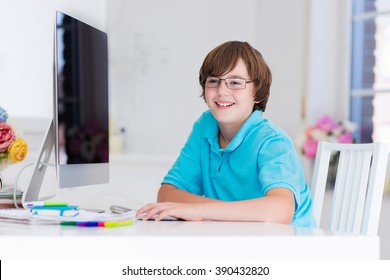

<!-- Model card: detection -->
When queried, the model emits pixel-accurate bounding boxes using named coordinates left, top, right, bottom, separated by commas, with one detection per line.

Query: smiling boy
left=137, top=41, right=316, bottom=227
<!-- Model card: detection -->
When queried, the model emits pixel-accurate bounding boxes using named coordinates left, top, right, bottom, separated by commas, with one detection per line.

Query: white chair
left=310, top=141, right=389, bottom=235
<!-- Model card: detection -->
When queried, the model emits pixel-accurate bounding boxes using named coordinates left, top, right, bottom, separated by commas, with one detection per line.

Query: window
left=351, top=0, right=390, bottom=143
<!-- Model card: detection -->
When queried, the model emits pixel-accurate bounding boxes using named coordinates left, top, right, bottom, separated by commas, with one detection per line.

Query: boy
left=137, top=41, right=316, bottom=227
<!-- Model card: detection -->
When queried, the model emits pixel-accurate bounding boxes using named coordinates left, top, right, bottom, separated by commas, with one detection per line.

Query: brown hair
left=199, top=41, right=272, bottom=111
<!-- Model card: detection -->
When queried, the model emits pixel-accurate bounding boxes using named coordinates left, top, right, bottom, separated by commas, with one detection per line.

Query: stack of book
left=0, top=188, right=23, bottom=208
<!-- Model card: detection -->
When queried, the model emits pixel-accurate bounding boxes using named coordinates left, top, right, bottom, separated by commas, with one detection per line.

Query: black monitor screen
left=56, top=11, right=109, bottom=165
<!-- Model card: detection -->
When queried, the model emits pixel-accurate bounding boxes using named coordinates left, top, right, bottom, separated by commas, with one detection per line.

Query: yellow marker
left=103, top=220, right=134, bottom=227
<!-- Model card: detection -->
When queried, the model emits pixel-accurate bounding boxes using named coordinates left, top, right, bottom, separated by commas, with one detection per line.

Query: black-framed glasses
left=204, top=77, right=254, bottom=90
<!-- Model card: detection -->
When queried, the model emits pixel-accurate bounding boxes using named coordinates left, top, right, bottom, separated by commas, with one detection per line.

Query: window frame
left=350, top=0, right=390, bottom=143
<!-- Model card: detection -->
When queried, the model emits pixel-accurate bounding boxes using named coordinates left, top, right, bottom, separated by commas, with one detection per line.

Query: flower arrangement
left=0, top=106, right=28, bottom=171
left=299, top=115, right=356, bottom=160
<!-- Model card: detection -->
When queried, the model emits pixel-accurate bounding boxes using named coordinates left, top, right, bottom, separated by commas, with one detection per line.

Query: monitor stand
left=22, top=119, right=56, bottom=205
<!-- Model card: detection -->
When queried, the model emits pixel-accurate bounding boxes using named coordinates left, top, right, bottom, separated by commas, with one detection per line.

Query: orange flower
left=7, top=138, right=28, bottom=163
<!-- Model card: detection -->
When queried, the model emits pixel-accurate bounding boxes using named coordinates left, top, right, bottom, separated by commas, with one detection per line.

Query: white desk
left=0, top=220, right=379, bottom=260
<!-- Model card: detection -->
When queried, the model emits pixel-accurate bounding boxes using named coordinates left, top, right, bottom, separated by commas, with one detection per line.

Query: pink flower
left=300, top=115, right=356, bottom=160
left=0, top=122, right=16, bottom=152
left=303, top=138, right=318, bottom=160
left=316, top=115, right=338, bottom=132
left=338, top=132, right=353, bottom=144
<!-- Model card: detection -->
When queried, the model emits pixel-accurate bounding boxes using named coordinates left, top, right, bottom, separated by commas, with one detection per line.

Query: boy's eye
left=206, top=78, right=220, bottom=86
left=228, top=79, right=244, bottom=86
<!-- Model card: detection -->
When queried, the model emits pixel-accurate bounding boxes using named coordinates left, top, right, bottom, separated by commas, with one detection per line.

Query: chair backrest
left=311, top=141, right=389, bottom=235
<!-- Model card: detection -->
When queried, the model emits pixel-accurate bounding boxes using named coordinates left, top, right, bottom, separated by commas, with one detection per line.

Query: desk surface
left=0, top=220, right=379, bottom=260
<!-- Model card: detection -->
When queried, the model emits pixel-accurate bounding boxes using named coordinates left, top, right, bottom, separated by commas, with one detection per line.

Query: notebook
left=0, top=208, right=136, bottom=225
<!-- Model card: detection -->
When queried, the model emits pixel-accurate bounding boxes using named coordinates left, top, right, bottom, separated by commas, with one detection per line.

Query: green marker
left=25, top=201, right=68, bottom=208
left=60, top=221, right=77, bottom=226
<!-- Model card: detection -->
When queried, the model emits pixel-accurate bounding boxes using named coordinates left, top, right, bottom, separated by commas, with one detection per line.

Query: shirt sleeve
left=161, top=117, right=204, bottom=195
left=257, top=133, right=305, bottom=206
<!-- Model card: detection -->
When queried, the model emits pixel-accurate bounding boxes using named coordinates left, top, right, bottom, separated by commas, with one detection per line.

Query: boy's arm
left=201, top=188, right=295, bottom=224
left=157, top=184, right=217, bottom=203
left=142, top=186, right=295, bottom=224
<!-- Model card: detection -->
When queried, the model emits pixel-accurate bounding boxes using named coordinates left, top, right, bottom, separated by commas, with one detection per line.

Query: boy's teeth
left=217, top=102, right=233, bottom=107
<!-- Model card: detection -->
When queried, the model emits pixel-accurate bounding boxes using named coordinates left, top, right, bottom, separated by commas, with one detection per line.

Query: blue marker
left=76, top=221, right=100, bottom=227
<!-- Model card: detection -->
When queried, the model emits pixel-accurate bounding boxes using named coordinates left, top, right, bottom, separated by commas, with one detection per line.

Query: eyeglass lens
left=205, top=77, right=248, bottom=90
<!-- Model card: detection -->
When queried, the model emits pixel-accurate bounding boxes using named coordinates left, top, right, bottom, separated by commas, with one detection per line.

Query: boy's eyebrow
left=221, top=74, right=247, bottom=79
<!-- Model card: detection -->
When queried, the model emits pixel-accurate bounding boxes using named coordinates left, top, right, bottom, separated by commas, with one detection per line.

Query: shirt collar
left=204, top=110, right=264, bottom=152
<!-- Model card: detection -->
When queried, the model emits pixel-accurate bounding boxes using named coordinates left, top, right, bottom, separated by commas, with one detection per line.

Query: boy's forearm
left=157, top=184, right=217, bottom=203
left=157, top=185, right=294, bottom=224
left=200, top=195, right=294, bottom=224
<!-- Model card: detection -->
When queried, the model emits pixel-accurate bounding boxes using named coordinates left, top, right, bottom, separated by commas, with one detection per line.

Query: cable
left=12, top=162, right=56, bottom=208
left=12, top=163, right=35, bottom=208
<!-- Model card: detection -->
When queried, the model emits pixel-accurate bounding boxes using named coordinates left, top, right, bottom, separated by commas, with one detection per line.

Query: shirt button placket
left=218, top=152, right=225, bottom=173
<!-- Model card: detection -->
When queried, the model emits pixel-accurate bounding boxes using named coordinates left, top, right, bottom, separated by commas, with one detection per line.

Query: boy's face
left=205, top=58, right=256, bottom=131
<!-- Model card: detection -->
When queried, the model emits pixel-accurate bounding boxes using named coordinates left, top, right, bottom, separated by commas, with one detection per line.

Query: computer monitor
left=22, top=11, right=109, bottom=204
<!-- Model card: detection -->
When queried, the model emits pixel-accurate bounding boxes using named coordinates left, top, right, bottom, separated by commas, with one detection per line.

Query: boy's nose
left=216, top=80, right=230, bottom=94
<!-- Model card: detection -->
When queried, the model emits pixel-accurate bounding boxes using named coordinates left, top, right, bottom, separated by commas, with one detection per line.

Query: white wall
left=107, top=0, right=260, bottom=155
left=253, top=0, right=309, bottom=139
left=2, top=0, right=314, bottom=157
left=106, top=0, right=312, bottom=156
left=0, top=0, right=107, bottom=119
left=1, top=0, right=349, bottom=157
left=306, top=0, right=352, bottom=123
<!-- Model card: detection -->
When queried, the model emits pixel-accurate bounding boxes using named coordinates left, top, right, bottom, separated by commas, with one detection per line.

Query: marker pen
left=25, top=201, right=68, bottom=208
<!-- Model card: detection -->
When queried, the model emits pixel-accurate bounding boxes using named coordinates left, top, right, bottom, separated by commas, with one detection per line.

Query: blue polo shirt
left=163, top=110, right=316, bottom=227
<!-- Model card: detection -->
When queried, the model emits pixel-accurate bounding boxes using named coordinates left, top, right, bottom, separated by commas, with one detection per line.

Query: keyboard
left=0, top=208, right=30, bottom=220
left=0, top=208, right=63, bottom=225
